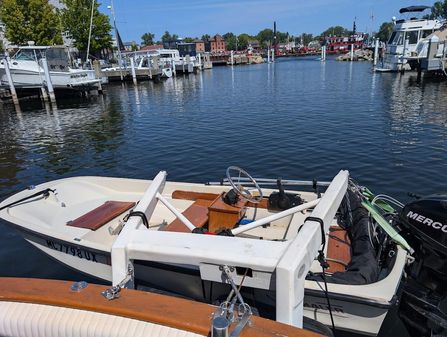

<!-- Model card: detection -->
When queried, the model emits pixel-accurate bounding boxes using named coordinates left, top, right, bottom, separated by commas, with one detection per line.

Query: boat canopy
left=399, top=6, right=431, bottom=14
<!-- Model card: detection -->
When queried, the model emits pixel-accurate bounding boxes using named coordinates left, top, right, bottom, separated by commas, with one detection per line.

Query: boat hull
left=0, top=65, right=100, bottom=89
left=15, top=224, right=393, bottom=337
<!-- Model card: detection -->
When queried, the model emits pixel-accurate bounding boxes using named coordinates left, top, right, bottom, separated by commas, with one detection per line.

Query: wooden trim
left=172, top=190, right=269, bottom=209
left=0, top=278, right=320, bottom=337
left=67, top=201, right=135, bottom=230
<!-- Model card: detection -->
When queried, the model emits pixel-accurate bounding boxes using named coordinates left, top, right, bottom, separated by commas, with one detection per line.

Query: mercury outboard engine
left=397, top=195, right=447, bottom=336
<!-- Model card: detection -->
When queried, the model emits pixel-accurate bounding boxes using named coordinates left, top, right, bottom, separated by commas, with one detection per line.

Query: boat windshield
left=13, top=49, right=45, bottom=61
left=390, top=31, right=405, bottom=45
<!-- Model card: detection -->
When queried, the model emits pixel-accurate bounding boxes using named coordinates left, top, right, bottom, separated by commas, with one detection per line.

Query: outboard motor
left=397, top=195, right=447, bottom=336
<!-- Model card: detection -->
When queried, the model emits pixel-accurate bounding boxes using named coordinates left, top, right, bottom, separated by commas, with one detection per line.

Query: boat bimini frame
left=110, top=170, right=349, bottom=328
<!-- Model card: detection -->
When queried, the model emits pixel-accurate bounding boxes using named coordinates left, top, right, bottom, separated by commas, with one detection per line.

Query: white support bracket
left=275, top=170, right=349, bottom=328
left=111, top=171, right=167, bottom=286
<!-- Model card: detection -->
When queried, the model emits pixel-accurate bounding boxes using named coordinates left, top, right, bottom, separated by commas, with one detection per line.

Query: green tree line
left=0, top=0, right=112, bottom=57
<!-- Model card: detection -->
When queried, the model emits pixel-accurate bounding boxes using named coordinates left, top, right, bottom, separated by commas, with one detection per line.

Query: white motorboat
left=0, top=277, right=324, bottom=337
left=136, top=54, right=173, bottom=78
left=0, top=167, right=411, bottom=336
left=376, top=6, right=443, bottom=72
left=0, top=46, right=100, bottom=89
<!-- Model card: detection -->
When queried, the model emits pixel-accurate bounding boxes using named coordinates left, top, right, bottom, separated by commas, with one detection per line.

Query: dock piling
left=373, top=38, right=379, bottom=67
left=41, top=58, right=56, bottom=104
left=350, top=44, right=354, bottom=61
left=230, top=50, right=234, bottom=66
left=130, top=57, right=137, bottom=85
left=3, top=57, right=20, bottom=106
left=267, top=47, right=270, bottom=63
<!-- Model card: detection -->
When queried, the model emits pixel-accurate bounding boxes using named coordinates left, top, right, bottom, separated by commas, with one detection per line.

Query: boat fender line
left=124, top=211, right=149, bottom=229
left=304, top=216, right=336, bottom=335
left=0, top=188, right=55, bottom=212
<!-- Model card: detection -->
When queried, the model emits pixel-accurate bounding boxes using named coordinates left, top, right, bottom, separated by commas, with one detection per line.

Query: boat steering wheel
left=225, top=166, right=263, bottom=204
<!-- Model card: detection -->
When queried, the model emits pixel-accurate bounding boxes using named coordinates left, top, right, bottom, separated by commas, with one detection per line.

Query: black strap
left=126, top=211, right=149, bottom=229
left=305, top=215, right=335, bottom=334
left=0, top=188, right=55, bottom=212
left=305, top=216, right=326, bottom=248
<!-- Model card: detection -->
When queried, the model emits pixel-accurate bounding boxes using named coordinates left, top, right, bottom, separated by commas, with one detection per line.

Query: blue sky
left=99, top=0, right=437, bottom=43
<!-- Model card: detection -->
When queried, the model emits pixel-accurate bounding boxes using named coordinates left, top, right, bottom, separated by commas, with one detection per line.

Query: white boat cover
left=0, top=301, right=204, bottom=337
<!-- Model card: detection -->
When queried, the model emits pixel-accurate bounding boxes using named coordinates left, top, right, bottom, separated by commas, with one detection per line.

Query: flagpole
left=108, top=0, right=123, bottom=80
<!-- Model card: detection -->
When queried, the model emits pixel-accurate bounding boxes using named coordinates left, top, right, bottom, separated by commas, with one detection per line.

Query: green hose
left=361, top=199, right=414, bottom=254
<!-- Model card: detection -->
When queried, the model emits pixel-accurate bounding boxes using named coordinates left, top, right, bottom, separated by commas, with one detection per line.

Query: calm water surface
left=0, top=56, right=446, bottom=319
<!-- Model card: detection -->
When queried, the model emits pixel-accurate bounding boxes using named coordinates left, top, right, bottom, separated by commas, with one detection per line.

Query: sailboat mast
left=86, top=0, right=95, bottom=63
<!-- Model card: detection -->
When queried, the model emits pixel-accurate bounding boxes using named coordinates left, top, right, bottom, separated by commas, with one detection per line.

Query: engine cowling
left=399, top=195, right=447, bottom=259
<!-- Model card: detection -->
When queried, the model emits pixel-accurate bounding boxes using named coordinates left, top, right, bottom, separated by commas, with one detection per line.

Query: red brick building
left=195, top=40, right=205, bottom=53
left=210, top=34, right=226, bottom=53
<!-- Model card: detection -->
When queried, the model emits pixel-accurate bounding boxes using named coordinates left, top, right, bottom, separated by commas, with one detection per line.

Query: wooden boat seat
left=172, top=190, right=269, bottom=209
left=326, top=226, right=352, bottom=273
left=67, top=201, right=135, bottom=231
left=162, top=199, right=214, bottom=233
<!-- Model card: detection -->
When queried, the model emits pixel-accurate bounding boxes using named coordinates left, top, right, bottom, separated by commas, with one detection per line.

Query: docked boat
left=376, top=6, right=443, bottom=72
left=137, top=53, right=173, bottom=78
left=0, top=277, right=324, bottom=337
left=0, top=46, right=100, bottom=89
left=0, top=167, right=411, bottom=336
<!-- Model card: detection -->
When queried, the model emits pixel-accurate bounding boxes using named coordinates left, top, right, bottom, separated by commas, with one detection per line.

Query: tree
left=0, top=0, right=63, bottom=45
left=141, top=32, right=154, bottom=46
left=237, top=33, right=252, bottom=50
left=60, top=0, right=112, bottom=56
left=257, top=28, right=274, bottom=47
left=430, top=1, right=447, bottom=19
left=298, top=33, right=313, bottom=46
left=201, top=34, right=210, bottom=41
left=161, top=31, right=171, bottom=42
left=223, top=32, right=236, bottom=50
left=319, top=26, right=349, bottom=38
left=376, top=22, right=394, bottom=42
left=183, top=37, right=195, bottom=43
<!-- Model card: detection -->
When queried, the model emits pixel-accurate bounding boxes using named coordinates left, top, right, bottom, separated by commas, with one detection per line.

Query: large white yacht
left=377, top=6, right=444, bottom=72
left=0, top=45, right=100, bottom=89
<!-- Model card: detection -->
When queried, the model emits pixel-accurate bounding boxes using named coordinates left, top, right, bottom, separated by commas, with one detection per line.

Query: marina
left=0, top=56, right=446, bottom=336
left=0, top=1, right=447, bottom=336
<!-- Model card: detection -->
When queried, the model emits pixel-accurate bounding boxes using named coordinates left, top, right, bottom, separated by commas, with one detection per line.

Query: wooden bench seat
left=326, top=226, right=352, bottom=273
left=67, top=201, right=135, bottom=231
left=162, top=199, right=214, bottom=233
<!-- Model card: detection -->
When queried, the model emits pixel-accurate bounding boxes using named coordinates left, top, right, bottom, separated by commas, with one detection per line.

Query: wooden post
left=40, top=87, right=49, bottom=102
left=172, top=58, right=176, bottom=76
left=271, top=48, right=275, bottom=62
left=350, top=43, right=354, bottom=61
left=373, top=38, right=379, bottom=66
left=41, top=58, right=56, bottom=104
left=3, top=57, right=19, bottom=106
left=130, top=56, right=137, bottom=85
left=92, top=60, right=103, bottom=94
left=230, top=50, right=234, bottom=66
left=267, top=47, right=270, bottom=63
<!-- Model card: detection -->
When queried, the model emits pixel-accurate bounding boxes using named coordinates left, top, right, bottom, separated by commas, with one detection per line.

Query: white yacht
left=0, top=46, right=100, bottom=89
left=376, top=6, right=443, bottom=72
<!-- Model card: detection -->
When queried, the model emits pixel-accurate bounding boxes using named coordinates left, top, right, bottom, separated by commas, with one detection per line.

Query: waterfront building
left=324, top=33, right=366, bottom=54
left=140, top=44, right=163, bottom=51
left=177, top=42, right=196, bottom=57
left=195, top=40, right=205, bottom=53
left=210, top=34, right=226, bottom=53
left=123, top=41, right=139, bottom=51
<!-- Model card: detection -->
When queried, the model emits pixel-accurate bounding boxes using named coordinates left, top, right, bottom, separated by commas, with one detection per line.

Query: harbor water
left=0, top=56, right=446, bottom=334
